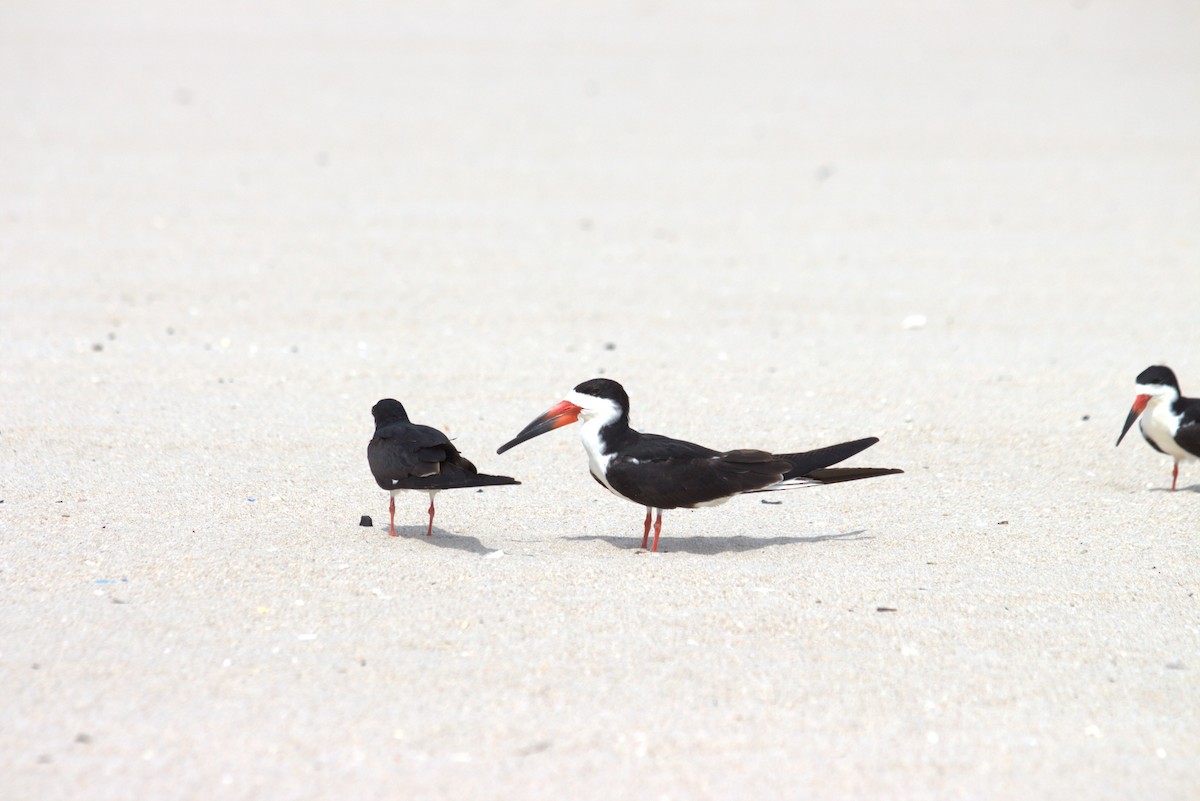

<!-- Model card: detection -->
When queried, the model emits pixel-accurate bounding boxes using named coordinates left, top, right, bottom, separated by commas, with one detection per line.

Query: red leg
left=426, top=497, right=435, bottom=537
left=641, top=509, right=652, bottom=549
left=650, top=510, right=663, bottom=553
left=1172, top=462, right=1179, bottom=492
left=388, top=496, right=397, bottom=537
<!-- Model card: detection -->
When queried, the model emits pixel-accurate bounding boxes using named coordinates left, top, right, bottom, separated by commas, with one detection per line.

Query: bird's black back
left=603, top=429, right=900, bottom=509
left=603, top=430, right=793, bottom=509
left=368, top=399, right=518, bottom=491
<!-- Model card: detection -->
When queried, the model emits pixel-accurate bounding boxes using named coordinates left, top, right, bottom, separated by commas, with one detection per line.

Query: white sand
left=3, top=1, right=1198, bottom=798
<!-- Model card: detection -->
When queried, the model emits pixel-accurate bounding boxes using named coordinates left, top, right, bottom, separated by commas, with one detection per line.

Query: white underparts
left=580, top=423, right=619, bottom=497
left=1140, top=395, right=1195, bottom=462
left=760, top=477, right=824, bottom=491
left=389, top=488, right=442, bottom=501
left=568, top=391, right=628, bottom=499
left=692, top=496, right=733, bottom=508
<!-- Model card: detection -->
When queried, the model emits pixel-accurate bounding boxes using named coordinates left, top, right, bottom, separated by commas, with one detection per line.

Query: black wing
left=1173, top=397, right=1200, bottom=458
left=604, top=433, right=790, bottom=509
left=771, top=437, right=901, bottom=485
left=368, top=421, right=477, bottom=490
left=775, top=437, right=893, bottom=479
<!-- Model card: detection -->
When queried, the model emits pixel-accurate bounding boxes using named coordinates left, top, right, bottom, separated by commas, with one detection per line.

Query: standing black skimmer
left=1116, top=366, right=1200, bottom=492
left=368, top=399, right=519, bottom=537
left=496, top=378, right=901, bottom=552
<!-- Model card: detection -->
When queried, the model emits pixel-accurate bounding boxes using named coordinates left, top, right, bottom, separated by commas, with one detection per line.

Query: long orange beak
left=496, top=400, right=582, bottom=454
left=1115, top=394, right=1150, bottom=447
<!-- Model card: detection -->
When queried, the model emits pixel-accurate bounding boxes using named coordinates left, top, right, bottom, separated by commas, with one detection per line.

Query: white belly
left=1140, top=403, right=1195, bottom=462
left=579, top=420, right=622, bottom=496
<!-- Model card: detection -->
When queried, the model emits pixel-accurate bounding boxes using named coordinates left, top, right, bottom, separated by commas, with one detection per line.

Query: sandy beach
left=3, top=1, right=1198, bottom=798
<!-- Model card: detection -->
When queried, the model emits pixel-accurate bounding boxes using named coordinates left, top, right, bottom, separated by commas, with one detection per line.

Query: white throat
left=1139, top=388, right=1192, bottom=461
left=564, top=390, right=625, bottom=495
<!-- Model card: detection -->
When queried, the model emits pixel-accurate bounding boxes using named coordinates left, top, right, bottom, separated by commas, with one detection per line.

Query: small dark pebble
left=604, top=342, right=616, bottom=351
left=997, top=520, right=1009, bottom=525
left=876, top=607, right=897, bottom=612
left=359, top=515, right=373, bottom=527
left=1081, top=414, right=1090, bottom=421
left=760, top=499, right=782, bottom=505
left=75, top=733, right=93, bottom=744
left=92, top=343, right=103, bottom=352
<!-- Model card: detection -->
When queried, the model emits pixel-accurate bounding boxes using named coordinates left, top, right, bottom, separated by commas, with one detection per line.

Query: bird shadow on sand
left=1149, top=484, right=1200, bottom=494
left=380, top=525, right=499, bottom=555
left=565, top=529, right=871, bottom=555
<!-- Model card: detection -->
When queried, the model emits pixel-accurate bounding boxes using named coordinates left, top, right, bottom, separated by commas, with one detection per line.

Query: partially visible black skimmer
left=1116, top=365, right=1200, bottom=492
left=368, top=399, right=519, bottom=537
left=496, top=378, right=901, bottom=552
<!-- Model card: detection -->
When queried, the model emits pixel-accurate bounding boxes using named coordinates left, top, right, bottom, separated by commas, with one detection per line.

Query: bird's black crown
left=371, top=398, right=410, bottom=425
left=1136, top=365, right=1179, bottom=390
left=573, top=378, right=630, bottom=410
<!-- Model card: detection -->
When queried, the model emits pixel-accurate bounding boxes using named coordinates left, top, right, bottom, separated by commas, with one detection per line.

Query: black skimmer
left=1115, top=365, right=1200, bottom=491
left=368, top=399, right=519, bottom=537
left=496, top=378, right=901, bottom=552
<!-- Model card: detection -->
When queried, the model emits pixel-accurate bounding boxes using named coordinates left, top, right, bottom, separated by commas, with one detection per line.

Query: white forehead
left=564, top=389, right=622, bottom=421
left=1136, top=381, right=1176, bottom=397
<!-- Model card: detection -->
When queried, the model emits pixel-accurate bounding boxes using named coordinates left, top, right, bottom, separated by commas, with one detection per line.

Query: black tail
left=775, top=437, right=902, bottom=482
left=803, top=466, right=904, bottom=484
left=444, top=455, right=520, bottom=488
left=410, top=467, right=520, bottom=491
left=451, top=472, right=521, bottom=489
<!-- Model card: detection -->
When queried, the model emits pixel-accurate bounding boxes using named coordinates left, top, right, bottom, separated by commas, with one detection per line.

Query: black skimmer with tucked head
left=368, top=399, right=519, bottom=537
left=1116, top=366, right=1200, bottom=491
left=496, top=378, right=902, bottom=552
